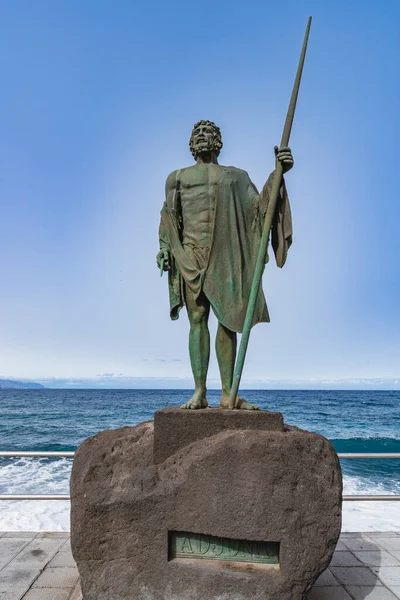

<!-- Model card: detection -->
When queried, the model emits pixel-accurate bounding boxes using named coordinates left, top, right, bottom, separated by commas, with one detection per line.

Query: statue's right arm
left=157, top=171, right=178, bottom=271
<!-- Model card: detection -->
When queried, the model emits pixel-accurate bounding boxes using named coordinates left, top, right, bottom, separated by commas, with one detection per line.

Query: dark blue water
left=0, top=389, right=399, bottom=495
left=0, top=389, right=399, bottom=530
left=1, top=388, right=399, bottom=447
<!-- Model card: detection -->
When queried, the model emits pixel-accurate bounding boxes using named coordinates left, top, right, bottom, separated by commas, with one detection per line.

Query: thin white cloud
left=35, top=375, right=400, bottom=390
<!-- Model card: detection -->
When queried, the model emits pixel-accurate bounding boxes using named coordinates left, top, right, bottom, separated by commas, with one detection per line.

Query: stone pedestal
left=71, top=408, right=342, bottom=600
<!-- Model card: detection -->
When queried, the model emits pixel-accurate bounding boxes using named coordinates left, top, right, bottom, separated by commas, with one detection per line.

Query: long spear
left=229, top=17, right=312, bottom=408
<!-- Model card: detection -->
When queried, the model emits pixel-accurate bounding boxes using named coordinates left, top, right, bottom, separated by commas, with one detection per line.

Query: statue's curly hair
left=189, top=120, right=223, bottom=159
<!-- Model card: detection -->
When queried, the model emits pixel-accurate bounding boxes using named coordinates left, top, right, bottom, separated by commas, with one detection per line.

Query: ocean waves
left=0, top=457, right=71, bottom=531
left=1, top=452, right=400, bottom=532
left=0, top=389, right=399, bottom=531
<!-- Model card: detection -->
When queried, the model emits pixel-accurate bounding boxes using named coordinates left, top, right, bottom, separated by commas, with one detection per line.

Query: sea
left=0, top=389, right=399, bottom=532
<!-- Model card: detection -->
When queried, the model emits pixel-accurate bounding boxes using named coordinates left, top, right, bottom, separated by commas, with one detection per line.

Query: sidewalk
left=0, top=532, right=81, bottom=600
left=1, top=531, right=400, bottom=599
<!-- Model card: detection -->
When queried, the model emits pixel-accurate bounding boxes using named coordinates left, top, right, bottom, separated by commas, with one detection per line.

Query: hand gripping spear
left=229, top=17, right=312, bottom=409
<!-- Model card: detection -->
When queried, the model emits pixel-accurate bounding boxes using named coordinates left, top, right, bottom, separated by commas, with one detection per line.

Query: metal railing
left=0, top=452, right=400, bottom=501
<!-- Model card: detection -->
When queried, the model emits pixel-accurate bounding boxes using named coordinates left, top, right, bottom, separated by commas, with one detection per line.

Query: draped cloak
left=159, top=166, right=292, bottom=333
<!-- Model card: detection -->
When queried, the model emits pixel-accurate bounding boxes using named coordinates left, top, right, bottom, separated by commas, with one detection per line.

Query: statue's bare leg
left=181, top=289, right=210, bottom=409
left=216, top=322, right=259, bottom=410
left=216, top=322, right=236, bottom=407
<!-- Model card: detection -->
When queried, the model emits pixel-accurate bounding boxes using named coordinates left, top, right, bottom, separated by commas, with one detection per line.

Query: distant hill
left=0, top=379, right=45, bottom=389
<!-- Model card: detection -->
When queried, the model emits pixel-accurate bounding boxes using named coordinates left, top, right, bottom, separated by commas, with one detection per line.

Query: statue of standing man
left=157, top=121, right=294, bottom=409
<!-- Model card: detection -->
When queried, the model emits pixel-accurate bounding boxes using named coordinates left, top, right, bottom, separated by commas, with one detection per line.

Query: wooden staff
left=229, top=17, right=312, bottom=408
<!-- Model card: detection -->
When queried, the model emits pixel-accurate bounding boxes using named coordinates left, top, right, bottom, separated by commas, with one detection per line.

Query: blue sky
left=0, top=1, right=399, bottom=389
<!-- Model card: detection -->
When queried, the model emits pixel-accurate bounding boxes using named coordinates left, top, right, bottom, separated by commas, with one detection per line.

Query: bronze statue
left=157, top=121, right=293, bottom=409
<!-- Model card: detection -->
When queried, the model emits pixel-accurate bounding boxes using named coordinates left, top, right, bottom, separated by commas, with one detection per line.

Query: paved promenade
left=0, top=533, right=81, bottom=600
left=1, top=531, right=400, bottom=599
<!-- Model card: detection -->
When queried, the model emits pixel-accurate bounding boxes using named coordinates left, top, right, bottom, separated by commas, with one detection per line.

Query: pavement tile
left=367, top=533, right=400, bottom=539
left=0, top=537, right=66, bottom=590
left=59, top=540, right=72, bottom=552
left=387, top=588, right=400, bottom=599
left=341, top=538, right=381, bottom=552
left=35, top=533, right=69, bottom=539
left=48, top=550, right=76, bottom=568
left=32, top=566, right=79, bottom=588
left=0, top=587, right=26, bottom=600
left=0, top=538, right=31, bottom=570
left=336, top=541, right=349, bottom=551
left=2, top=534, right=36, bottom=539
left=354, top=551, right=400, bottom=567
left=371, top=567, right=400, bottom=589
left=345, top=586, right=398, bottom=599
left=0, top=564, right=41, bottom=592
left=330, top=566, right=381, bottom=586
left=23, top=590, right=72, bottom=600
left=69, top=583, right=83, bottom=600
left=375, top=539, right=400, bottom=553
left=391, top=553, right=400, bottom=561
left=9, top=537, right=66, bottom=567
left=307, top=587, right=352, bottom=599
left=314, top=569, right=340, bottom=586
left=330, top=552, right=364, bottom=567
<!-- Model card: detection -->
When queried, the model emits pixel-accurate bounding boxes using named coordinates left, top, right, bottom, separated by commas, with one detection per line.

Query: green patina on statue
left=157, top=121, right=294, bottom=410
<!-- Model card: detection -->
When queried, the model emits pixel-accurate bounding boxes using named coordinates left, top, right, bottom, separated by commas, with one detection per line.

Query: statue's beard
left=191, top=139, right=215, bottom=157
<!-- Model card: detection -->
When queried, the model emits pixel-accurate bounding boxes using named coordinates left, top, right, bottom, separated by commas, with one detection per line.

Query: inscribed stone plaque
left=169, top=532, right=279, bottom=564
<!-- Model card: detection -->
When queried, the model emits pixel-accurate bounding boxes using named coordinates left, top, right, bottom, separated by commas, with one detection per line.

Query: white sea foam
left=0, top=459, right=399, bottom=532
left=341, top=473, right=400, bottom=532
left=0, top=458, right=71, bottom=531
left=0, top=500, right=71, bottom=531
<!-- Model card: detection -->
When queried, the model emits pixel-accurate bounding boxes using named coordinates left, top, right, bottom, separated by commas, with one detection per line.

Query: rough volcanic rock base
left=71, top=409, right=342, bottom=600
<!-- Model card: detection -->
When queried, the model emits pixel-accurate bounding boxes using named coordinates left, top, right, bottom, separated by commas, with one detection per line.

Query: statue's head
left=189, top=120, right=223, bottom=159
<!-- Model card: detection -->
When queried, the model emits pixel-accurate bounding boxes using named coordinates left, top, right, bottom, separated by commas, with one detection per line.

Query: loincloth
left=182, top=243, right=210, bottom=272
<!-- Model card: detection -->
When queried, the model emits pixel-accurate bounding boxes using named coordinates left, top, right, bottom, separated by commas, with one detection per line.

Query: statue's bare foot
left=236, top=396, right=259, bottom=410
left=181, top=389, right=208, bottom=409
left=220, top=393, right=259, bottom=410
